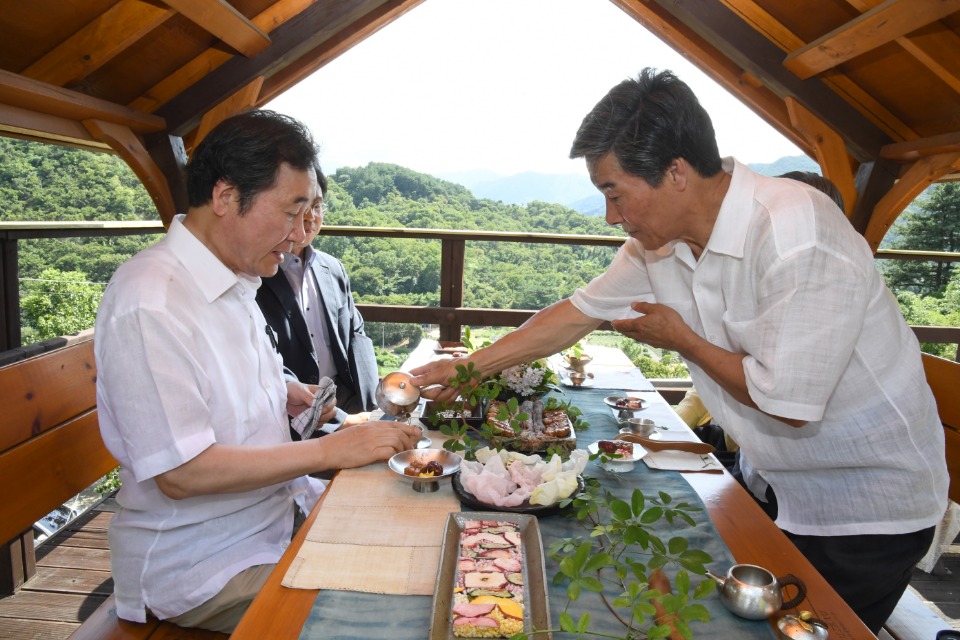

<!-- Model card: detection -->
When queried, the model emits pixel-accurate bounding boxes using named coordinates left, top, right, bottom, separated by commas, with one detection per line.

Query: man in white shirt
left=95, top=110, right=419, bottom=632
left=411, top=68, right=946, bottom=632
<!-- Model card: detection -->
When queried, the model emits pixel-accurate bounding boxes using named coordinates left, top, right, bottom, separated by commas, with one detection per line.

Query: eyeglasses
left=313, top=201, right=328, bottom=217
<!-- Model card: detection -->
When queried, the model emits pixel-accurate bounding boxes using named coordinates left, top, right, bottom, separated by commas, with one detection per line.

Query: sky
left=266, top=0, right=802, bottom=178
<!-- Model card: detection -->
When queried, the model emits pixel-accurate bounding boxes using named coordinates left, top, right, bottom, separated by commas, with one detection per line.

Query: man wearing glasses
left=257, top=167, right=379, bottom=436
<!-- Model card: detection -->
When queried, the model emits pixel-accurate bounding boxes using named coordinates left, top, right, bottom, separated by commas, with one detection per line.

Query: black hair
left=570, top=68, right=722, bottom=186
left=186, top=110, right=319, bottom=214
left=315, top=165, right=328, bottom=197
left=777, top=171, right=845, bottom=210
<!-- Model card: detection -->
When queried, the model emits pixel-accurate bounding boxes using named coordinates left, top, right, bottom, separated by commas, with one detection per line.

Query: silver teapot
left=375, top=371, right=421, bottom=421
left=706, top=563, right=806, bottom=620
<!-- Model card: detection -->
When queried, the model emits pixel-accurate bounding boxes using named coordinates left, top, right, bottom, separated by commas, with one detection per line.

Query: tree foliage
left=882, top=183, right=960, bottom=296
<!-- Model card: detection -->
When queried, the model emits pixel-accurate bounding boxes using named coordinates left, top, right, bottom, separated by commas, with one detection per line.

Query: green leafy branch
left=512, top=481, right=715, bottom=640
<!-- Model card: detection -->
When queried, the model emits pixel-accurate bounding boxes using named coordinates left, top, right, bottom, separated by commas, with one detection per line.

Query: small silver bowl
left=568, top=371, right=587, bottom=387
left=621, top=417, right=657, bottom=437
left=388, top=448, right=461, bottom=493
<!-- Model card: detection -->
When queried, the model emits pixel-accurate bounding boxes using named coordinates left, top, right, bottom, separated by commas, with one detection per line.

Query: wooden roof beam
left=0, top=68, right=165, bottom=134
left=720, top=0, right=916, bottom=143
left=784, top=0, right=960, bottom=80
left=621, top=0, right=893, bottom=161
left=882, top=131, right=960, bottom=161
left=20, top=0, right=174, bottom=87
left=129, top=0, right=312, bottom=114
left=192, top=76, right=264, bottom=151
left=609, top=0, right=811, bottom=156
left=785, top=97, right=858, bottom=217
left=259, top=0, right=427, bottom=105
left=159, top=0, right=271, bottom=58
left=0, top=103, right=110, bottom=152
left=156, top=0, right=419, bottom=137
left=864, top=151, right=960, bottom=250
left=83, top=119, right=175, bottom=225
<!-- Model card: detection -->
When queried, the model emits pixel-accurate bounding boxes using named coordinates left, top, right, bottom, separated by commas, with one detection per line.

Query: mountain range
left=439, top=155, right=819, bottom=216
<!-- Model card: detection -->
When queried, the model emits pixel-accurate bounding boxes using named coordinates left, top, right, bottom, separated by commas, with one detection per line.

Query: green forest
left=2, top=137, right=958, bottom=370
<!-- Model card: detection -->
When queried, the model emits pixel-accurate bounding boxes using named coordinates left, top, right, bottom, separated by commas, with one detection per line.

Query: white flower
left=500, top=362, right=547, bottom=396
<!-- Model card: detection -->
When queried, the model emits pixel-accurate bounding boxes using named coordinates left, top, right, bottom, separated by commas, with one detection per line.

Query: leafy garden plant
left=514, top=481, right=715, bottom=639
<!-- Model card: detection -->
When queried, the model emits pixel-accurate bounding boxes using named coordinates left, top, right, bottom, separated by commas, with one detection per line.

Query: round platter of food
left=603, top=395, right=646, bottom=411
left=451, top=471, right=585, bottom=516
left=388, top=448, right=461, bottom=492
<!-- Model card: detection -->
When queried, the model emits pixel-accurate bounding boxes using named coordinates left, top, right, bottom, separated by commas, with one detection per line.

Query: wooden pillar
left=0, top=532, right=35, bottom=595
left=145, top=132, right=189, bottom=219
left=0, top=235, right=20, bottom=351
left=439, top=238, right=465, bottom=343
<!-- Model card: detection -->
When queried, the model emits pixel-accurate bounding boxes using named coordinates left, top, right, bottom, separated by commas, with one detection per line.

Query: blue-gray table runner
left=298, top=388, right=775, bottom=639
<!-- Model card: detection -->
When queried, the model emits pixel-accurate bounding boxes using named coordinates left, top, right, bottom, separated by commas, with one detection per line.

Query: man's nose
left=289, top=213, right=307, bottom=243
left=605, top=202, right=622, bottom=226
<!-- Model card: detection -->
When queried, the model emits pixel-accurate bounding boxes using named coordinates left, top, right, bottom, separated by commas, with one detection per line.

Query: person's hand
left=339, top=411, right=371, bottom=429
left=317, top=421, right=421, bottom=469
left=409, top=358, right=463, bottom=403
left=286, top=381, right=318, bottom=417
left=611, top=301, right=697, bottom=354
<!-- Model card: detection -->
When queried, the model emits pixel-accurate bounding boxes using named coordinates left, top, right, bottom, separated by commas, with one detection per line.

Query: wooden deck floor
left=0, top=501, right=114, bottom=640
left=2, top=497, right=959, bottom=639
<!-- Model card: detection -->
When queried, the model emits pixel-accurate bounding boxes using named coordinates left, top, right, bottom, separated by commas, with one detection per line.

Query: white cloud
left=266, top=0, right=803, bottom=177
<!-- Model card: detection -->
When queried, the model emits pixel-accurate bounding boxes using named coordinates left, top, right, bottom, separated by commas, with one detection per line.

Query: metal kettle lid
left=777, top=612, right=828, bottom=640
left=379, top=371, right=421, bottom=405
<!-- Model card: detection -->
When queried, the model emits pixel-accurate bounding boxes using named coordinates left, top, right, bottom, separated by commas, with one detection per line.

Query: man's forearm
left=469, top=299, right=602, bottom=378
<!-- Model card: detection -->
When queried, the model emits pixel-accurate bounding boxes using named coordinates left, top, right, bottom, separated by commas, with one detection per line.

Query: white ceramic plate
left=588, top=439, right=647, bottom=462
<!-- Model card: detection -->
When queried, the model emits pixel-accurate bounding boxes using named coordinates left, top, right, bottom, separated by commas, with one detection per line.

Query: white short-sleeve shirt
left=95, top=215, right=323, bottom=621
left=571, top=158, right=947, bottom=536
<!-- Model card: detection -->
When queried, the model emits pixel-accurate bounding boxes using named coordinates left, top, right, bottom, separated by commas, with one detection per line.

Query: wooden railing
left=2, top=221, right=959, bottom=356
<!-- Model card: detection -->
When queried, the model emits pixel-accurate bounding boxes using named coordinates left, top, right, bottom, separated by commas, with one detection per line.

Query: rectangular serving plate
left=428, top=512, right=552, bottom=640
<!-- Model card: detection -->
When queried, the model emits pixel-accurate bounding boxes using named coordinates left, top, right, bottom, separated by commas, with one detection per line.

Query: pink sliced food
left=461, top=532, right=508, bottom=548
left=479, top=549, right=512, bottom=559
left=458, top=558, right=477, bottom=572
left=494, top=558, right=522, bottom=572
left=453, top=616, right=500, bottom=628
left=453, top=602, right=496, bottom=617
left=504, top=531, right=521, bottom=546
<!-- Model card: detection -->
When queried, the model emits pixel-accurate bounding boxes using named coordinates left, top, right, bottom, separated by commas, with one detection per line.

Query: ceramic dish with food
left=388, top=449, right=461, bottom=492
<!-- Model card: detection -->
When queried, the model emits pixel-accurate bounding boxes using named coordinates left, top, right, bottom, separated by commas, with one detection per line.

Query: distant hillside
left=443, top=155, right=820, bottom=215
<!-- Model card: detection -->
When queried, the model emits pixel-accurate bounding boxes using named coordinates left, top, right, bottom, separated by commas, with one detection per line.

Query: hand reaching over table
left=315, top=421, right=422, bottom=469
left=410, top=358, right=467, bottom=403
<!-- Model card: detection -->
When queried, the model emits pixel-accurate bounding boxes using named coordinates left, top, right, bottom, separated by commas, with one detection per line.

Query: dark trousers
left=744, top=478, right=935, bottom=633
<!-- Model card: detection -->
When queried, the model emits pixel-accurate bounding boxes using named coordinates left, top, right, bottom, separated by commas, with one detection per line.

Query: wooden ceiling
left=1, top=0, right=958, bottom=249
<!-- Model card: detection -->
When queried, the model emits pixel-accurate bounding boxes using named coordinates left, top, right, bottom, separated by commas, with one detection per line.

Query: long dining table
left=231, top=344, right=876, bottom=640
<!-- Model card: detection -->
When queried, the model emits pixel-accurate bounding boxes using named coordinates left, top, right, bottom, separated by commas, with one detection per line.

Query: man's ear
left=668, top=159, right=688, bottom=190
left=211, top=180, right=238, bottom=218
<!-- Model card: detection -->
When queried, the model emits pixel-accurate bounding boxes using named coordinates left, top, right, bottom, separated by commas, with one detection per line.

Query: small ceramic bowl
left=567, top=371, right=587, bottom=387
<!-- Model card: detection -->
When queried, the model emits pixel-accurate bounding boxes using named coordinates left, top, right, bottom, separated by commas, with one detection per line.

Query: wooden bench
left=880, top=353, right=960, bottom=640
left=0, top=336, right=226, bottom=639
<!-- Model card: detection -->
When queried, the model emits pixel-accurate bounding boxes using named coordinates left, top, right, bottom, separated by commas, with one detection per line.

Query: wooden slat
left=923, top=353, right=960, bottom=428
left=20, top=0, right=174, bottom=87
left=0, top=618, right=79, bottom=640
left=0, top=339, right=96, bottom=454
left=784, top=0, right=960, bottom=80
left=0, top=412, right=117, bottom=544
left=0, top=103, right=110, bottom=152
left=0, top=590, right=105, bottom=624
left=160, top=0, right=270, bottom=58
left=0, top=69, right=165, bottom=135
left=24, top=567, right=112, bottom=596
left=36, top=547, right=111, bottom=573
left=151, top=622, right=229, bottom=639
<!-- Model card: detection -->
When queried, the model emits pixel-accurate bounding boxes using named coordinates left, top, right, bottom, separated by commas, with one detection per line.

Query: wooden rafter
left=621, top=0, right=893, bottom=162
left=20, top=0, right=174, bottom=87
left=82, top=119, right=175, bottom=226
left=259, top=0, right=428, bottom=104
left=720, top=0, right=916, bottom=143
left=864, top=151, right=960, bottom=250
left=192, top=76, right=264, bottom=151
left=610, top=0, right=810, bottom=155
left=785, top=97, right=858, bottom=216
left=129, top=0, right=313, bottom=114
left=156, top=0, right=413, bottom=137
left=882, top=132, right=960, bottom=161
left=0, top=103, right=109, bottom=152
left=0, top=68, right=164, bottom=134
left=159, top=0, right=271, bottom=58
left=784, top=0, right=960, bottom=80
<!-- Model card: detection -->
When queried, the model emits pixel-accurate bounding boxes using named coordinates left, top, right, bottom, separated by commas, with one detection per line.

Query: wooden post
left=439, top=238, right=465, bottom=343
left=0, top=236, right=20, bottom=351
left=0, top=531, right=34, bottom=595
